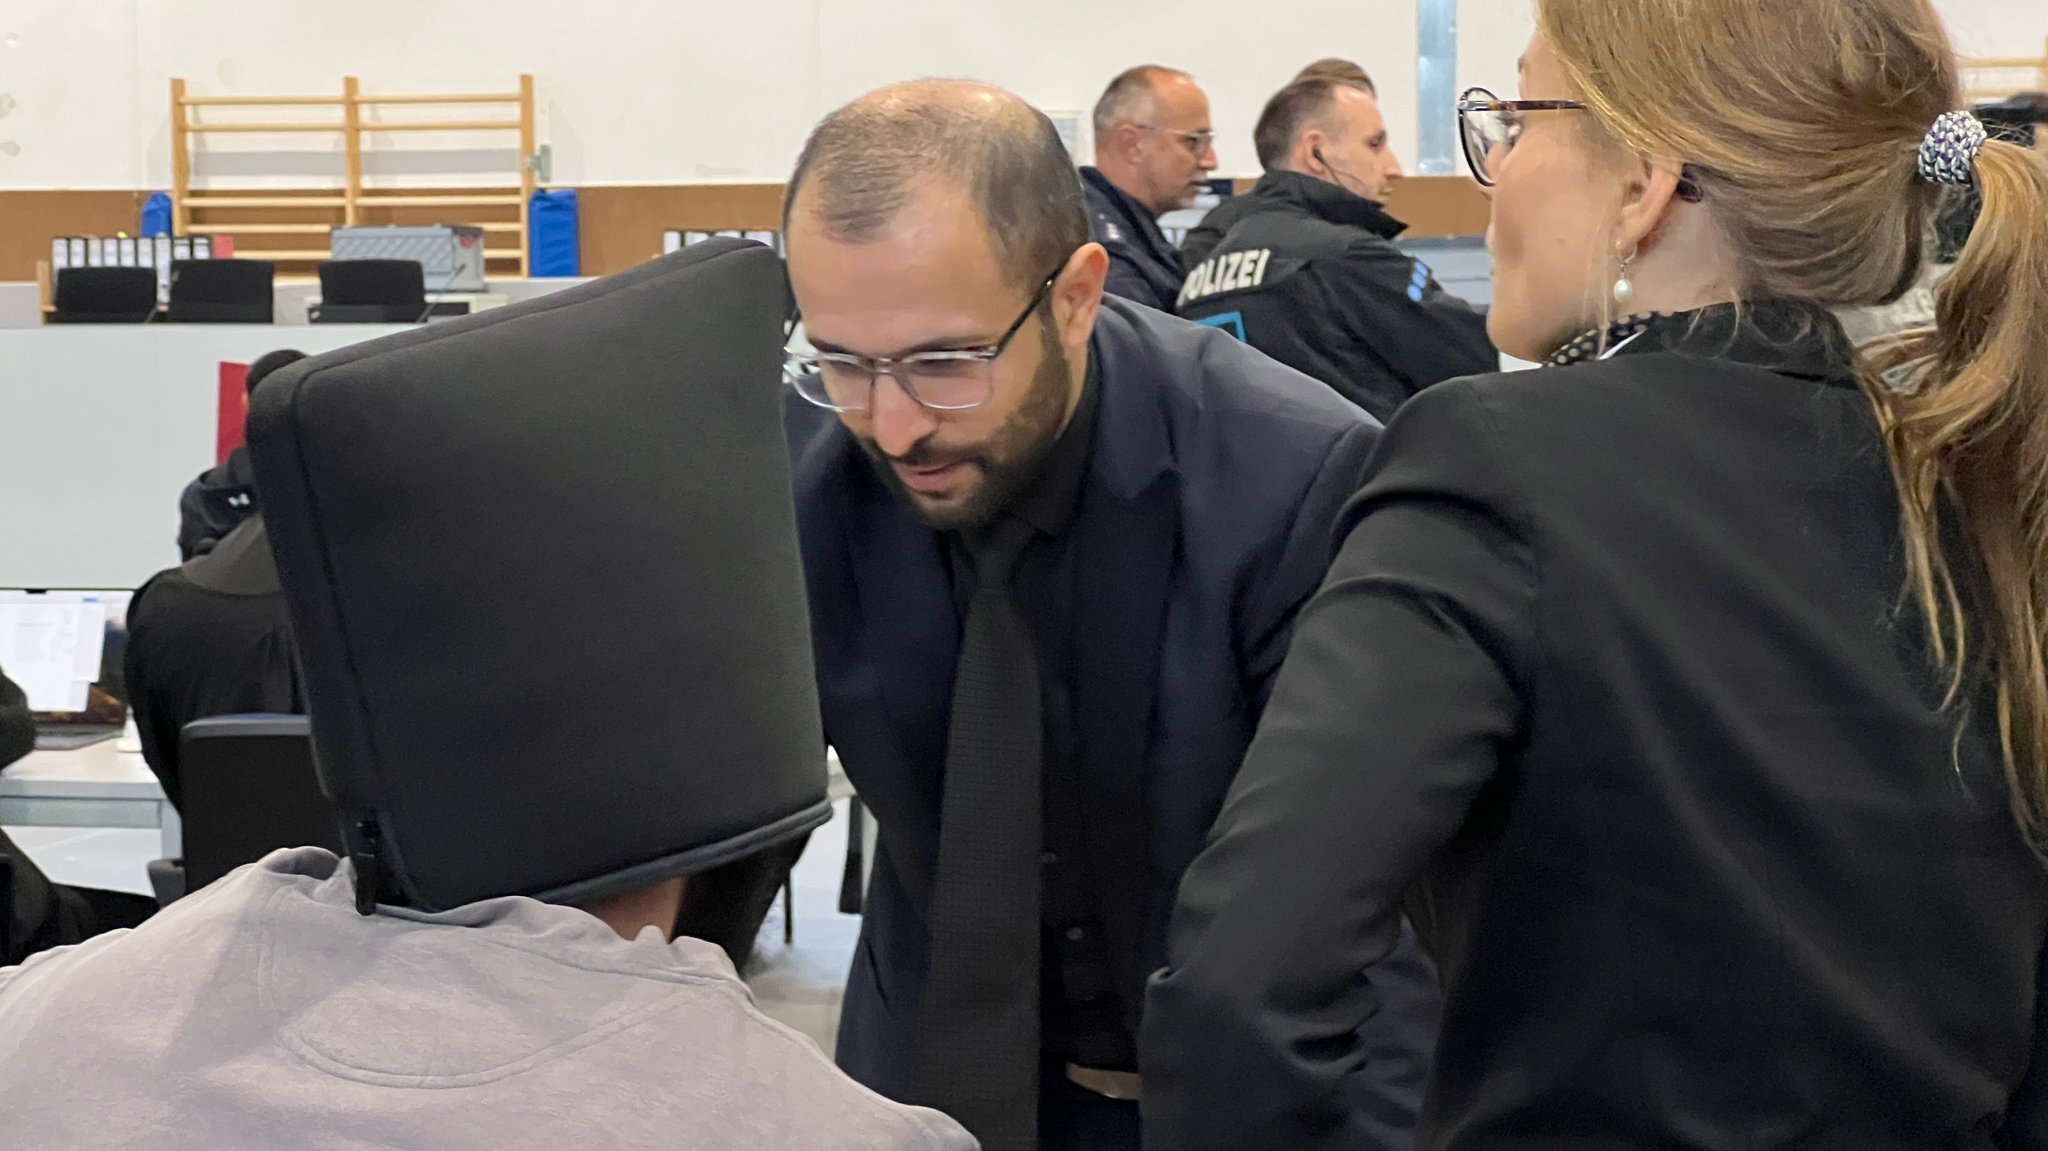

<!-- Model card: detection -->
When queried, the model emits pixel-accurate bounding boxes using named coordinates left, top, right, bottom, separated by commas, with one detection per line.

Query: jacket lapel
left=843, top=477, right=954, bottom=888
left=1069, top=307, right=1182, bottom=1023
left=1071, top=474, right=1179, bottom=1025
left=814, top=440, right=959, bottom=899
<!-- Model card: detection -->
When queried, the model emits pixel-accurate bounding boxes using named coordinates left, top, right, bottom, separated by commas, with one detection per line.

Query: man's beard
left=862, top=325, right=1073, bottom=531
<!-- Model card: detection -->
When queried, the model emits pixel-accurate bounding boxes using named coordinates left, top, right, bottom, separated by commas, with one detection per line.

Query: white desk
left=0, top=741, right=179, bottom=858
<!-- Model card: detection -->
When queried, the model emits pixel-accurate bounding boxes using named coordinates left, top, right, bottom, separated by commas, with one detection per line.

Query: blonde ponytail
left=1864, top=137, right=2048, bottom=842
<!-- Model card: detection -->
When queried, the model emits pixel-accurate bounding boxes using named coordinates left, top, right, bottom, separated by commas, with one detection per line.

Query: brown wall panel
left=1230, top=174, right=1489, bottom=239
left=0, top=176, right=1488, bottom=283
left=574, top=183, right=785, bottom=275
left=0, top=190, right=154, bottom=283
left=1383, top=176, right=1491, bottom=239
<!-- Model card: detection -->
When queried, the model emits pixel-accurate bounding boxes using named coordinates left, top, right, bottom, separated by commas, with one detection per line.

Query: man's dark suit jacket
left=786, top=296, right=1442, bottom=1145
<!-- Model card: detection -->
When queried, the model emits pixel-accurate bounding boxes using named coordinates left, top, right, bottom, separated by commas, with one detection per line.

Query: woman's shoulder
left=1369, top=354, right=1879, bottom=529
left=1407, top=352, right=1865, bottom=453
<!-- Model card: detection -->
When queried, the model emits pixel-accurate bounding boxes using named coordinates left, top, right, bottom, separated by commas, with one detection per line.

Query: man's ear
left=1297, top=129, right=1330, bottom=175
left=1113, top=122, right=1147, bottom=165
left=1054, top=243, right=1109, bottom=350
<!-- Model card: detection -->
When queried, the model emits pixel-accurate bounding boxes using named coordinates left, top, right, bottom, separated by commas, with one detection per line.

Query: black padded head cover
left=247, top=239, right=828, bottom=912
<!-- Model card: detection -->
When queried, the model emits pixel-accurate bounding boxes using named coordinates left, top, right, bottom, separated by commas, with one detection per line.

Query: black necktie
left=918, top=516, right=1043, bottom=1151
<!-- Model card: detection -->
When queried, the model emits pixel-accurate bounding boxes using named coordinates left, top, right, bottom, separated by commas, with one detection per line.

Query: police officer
left=1176, top=77, right=1496, bottom=421
left=1080, top=66, right=1217, bottom=311
left=1180, top=59, right=1376, bottom=267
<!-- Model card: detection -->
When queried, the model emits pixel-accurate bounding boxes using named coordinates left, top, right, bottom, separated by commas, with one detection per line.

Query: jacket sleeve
left=1328, top=243, right=1499, bottom=398
left=1102, top=245, right=1172, bottom=312
left=0, top=664, right=36, bottom=768
left=1240, top=418, right=1379, bottom=711
left=2000, top=936, right=2048, bottom=1148
left=1143, top=379, right=1535, bottom=1150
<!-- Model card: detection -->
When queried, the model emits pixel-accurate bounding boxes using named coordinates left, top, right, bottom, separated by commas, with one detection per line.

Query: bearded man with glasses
left=781, top=80, right=1440, bottom=1151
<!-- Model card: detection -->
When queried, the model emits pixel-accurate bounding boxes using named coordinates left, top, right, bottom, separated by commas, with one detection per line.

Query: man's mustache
left=873, top=437, right=980, bottom=470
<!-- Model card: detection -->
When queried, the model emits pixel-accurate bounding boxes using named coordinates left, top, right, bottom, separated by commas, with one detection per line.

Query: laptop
left=0, top=590, right=133, bottom=751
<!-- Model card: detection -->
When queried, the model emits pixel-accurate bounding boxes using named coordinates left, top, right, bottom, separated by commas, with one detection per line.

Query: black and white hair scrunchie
left=1918, top=110, right=1988, bottom=186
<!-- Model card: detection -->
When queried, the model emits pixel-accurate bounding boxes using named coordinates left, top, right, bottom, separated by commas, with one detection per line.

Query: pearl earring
left=1613, top=245, right=1639, bottom=309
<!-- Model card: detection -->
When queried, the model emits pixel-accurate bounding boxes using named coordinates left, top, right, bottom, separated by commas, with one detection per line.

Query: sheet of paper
left=0, top=602, right=95, bottom=712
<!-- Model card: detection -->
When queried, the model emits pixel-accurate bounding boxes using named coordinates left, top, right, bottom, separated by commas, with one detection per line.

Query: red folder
left=218, top=361, right=250, bottom=464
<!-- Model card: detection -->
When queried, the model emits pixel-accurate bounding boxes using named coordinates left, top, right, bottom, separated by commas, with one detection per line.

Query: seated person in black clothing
left=0, top=666, right=154, bottom=965
left=176, top=349, right=305, bottom=560
left=126, top=515, right=299, bottom=812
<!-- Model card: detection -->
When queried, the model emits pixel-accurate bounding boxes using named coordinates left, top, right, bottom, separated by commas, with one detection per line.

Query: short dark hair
left=1293, top=58, right=1375, bottom=95
left=1254, top=78, right=1370, bottom=171
left=1092, top=65, right=1186, bottom=138
left=246, top=348, right=307, bottom=396
left=784, top=82, right=1088, bottom=291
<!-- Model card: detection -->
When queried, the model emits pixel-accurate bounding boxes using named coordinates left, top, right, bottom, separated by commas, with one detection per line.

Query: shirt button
left=1041, top=851, right=1060, bottom=866
left=1065, top=926, right=1087, bottom=943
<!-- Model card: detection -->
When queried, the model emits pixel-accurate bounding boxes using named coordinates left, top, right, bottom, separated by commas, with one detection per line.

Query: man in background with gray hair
left=1080, top=66, right=1218, bottom=311
left=782, top=78, right=1438, bottom=1151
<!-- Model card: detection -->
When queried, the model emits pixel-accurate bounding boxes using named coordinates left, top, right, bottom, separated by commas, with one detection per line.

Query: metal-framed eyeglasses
left=1137, top=125, right=1218, bottom=154
left=784, top=264, right=1064, bottom=413
left=1456, top=86, right=1705, bottom=201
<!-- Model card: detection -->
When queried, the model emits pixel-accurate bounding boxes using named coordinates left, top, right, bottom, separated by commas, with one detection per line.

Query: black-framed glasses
left=784, top=264, right=1064, bottom=413
left=1456, top=86, right=1705, bottom=201
left=1136, top=124, right=1217, bottom=154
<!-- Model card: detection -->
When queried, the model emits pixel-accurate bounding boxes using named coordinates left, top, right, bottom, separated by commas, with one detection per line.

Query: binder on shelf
left=51, top=238, right=70, bottom=270
left=101, top=237, right=121, bottom=267
left=192, top=236, right=213, bottom=260
left=118, top=237, right=139, bottom=267
left=661, top=230, right=683, bottom=255
left=154, top=236, right=174, bottom=305
left=86, top=239, right=104, bottom=268
left=744, top=230, right=778, bottom=252
left=68, top=238, right=87, bottom=267
left=172, top=238, right=193, bottom=262
left=683, top=231, right=711, bottom=247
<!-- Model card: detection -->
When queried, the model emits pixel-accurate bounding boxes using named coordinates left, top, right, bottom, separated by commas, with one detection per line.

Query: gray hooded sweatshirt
left=0, top=847, right=975, bottom=1151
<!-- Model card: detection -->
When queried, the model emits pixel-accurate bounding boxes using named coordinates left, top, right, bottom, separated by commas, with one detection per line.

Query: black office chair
left=146, top=714, right=343, bottom=905
left=50, top=267, right=158, bottom=323
left=167, top=258, right=275, bottom=324
left=312, top=258, right=427, bottom=323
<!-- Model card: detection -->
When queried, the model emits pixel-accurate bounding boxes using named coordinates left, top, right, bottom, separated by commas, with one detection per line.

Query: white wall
left=1452, top=0, right=2044, bottom=101
left=0, top=0, right=1418, bottom=190
left=0, top=325, right=410, bottom=591
left=0, top=0, right=2038, bottom=191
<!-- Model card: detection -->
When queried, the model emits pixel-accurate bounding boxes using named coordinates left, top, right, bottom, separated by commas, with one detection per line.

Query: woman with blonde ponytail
left=1145, top=2, right=2048, bottom=1147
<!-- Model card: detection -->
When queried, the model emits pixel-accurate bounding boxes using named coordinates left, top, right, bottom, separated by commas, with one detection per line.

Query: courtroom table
left=0, top=739, right=180, bottom=859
